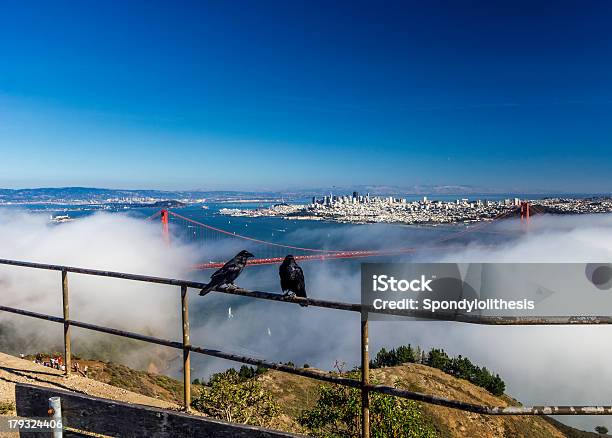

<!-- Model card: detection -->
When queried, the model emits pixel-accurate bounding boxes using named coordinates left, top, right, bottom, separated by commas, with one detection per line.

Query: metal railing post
left=3, top=258, right=612, bottom=422
left=181, top=285, right=191, bottom=411
left=48, top=396, right=63, bottom=437
left=361, top=318, right=370, bottom=438
left=61, top=270, right=71, bottom=376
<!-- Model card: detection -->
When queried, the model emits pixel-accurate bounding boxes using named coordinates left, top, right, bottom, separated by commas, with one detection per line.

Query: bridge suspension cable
left=150, top=205, right=525, bottom=269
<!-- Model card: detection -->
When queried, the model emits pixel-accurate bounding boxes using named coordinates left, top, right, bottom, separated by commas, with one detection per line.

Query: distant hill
left=0, top=186, right=285, bottom=203
left=0, top=185, right=583, bottom=205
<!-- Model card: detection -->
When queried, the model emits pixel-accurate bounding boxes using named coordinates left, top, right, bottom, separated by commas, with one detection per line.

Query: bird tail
left=199, top=282, right=215, bottom=296
left=298, top=295, right=308, bottom=307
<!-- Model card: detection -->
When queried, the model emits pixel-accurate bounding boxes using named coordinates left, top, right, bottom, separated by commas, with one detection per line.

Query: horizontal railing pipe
left=367, top=385, right=612, bottom=415
left=4, top=254, right=612, bottom=437
left=0, top=305, right=65, bottom=324
left=2, top=301, right=611, bottom=416
left=2, top=259, right=612, bottom=325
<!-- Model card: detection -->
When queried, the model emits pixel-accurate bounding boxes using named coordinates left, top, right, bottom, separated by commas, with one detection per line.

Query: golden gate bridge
left=147, top=202, right=540, bottom=269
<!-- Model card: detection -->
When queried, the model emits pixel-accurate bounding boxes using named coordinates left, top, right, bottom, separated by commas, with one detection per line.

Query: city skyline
left=1, top=1, right=611, bottom=192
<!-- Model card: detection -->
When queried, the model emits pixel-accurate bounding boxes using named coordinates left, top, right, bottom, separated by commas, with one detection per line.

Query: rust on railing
left=361, top=319, right=370, bottom=438
left=180, top=284, right=191, bottom=412
left=2, top=258, right=612, bottom=325
left=61, top=269, right=71, bottom=376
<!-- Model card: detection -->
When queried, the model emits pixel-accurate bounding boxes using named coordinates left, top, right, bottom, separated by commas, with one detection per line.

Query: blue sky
left=0, top=0, right=611, bottom=192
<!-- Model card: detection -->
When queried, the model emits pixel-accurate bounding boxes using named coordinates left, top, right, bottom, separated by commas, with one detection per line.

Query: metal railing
left=1, top=258, right=612, bottom=438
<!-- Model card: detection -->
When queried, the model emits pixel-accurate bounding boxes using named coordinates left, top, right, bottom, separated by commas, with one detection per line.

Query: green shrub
left=426, top=351, right=505, bottom=396
left=191, top=369, right=279, bottom=427
left=202, top=365, right=267, bottom=386
left=595, top=425, right=609, bottom=435
left=299, top=372, right=438, bottom=438
left=0, top=401, right=14, bottom=415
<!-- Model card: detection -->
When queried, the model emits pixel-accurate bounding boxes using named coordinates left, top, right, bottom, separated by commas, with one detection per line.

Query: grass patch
left=0, top=401, right=15, bottom=415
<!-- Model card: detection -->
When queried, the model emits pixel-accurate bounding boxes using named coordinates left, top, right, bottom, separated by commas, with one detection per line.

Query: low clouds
left=0, top=210, right=197, bottom=369
left=1, top=211, right=611, bottom=430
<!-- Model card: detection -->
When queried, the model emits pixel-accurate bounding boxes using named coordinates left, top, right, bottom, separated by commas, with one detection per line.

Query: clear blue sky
left=1, top=0, right=611, bottom=192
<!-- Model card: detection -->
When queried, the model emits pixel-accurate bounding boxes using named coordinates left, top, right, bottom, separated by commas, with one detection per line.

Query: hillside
left=2, top=353, right=606, bottom=438
left=0, top=352, right=181, bottom=419
left=66, top=357, right=187, bottom=405
left=257, top=365, right=606, bottom=438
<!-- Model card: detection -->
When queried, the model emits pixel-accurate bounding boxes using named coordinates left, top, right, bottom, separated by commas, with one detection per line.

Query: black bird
left=199, top=250, right=254, bottom=295
left=279, top=255, right=308, bottom=307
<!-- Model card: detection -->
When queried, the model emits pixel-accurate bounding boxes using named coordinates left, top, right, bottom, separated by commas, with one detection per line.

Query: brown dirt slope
left=259, top=364, right=605, bottom=438
left=375, top=363, right=563, bottom=438
left=76, top=358, right=186, bottom=404
left=1, top=352, right=605, bottom=438
left=0, top=352, right=182, bottom=414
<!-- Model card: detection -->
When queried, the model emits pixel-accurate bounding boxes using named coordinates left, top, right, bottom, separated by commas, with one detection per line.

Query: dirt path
left=0, top=351, right=182, bottom=436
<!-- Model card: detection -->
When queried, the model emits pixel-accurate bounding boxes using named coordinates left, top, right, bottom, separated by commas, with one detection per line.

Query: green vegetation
left=17, top=350, right=601, bottom=437
left=370, top=345, right=505, bottom=396
left=0, top=401, right=15, bottom=415
left=93, top=361, right=185, bottom=404
left=595, top=425, right=609, bottom=435
left=191, top=368, right=280, bottom=427
left=298, top=372, right=437, bottom=438
left=236, top=364, right=268, bottom=381
left=195, top=364, right=267, bottom=386
left=370, top=345, right=420, bottom=368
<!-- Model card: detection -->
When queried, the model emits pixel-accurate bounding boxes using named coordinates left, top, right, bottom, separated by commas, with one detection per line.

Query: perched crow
left=279, top=255, right=308, bottom=306
left=199, top=250, right=254, bottom=295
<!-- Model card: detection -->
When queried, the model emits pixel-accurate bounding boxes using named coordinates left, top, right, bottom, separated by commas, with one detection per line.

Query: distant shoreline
left=218, top=196, right=612, bottom=226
